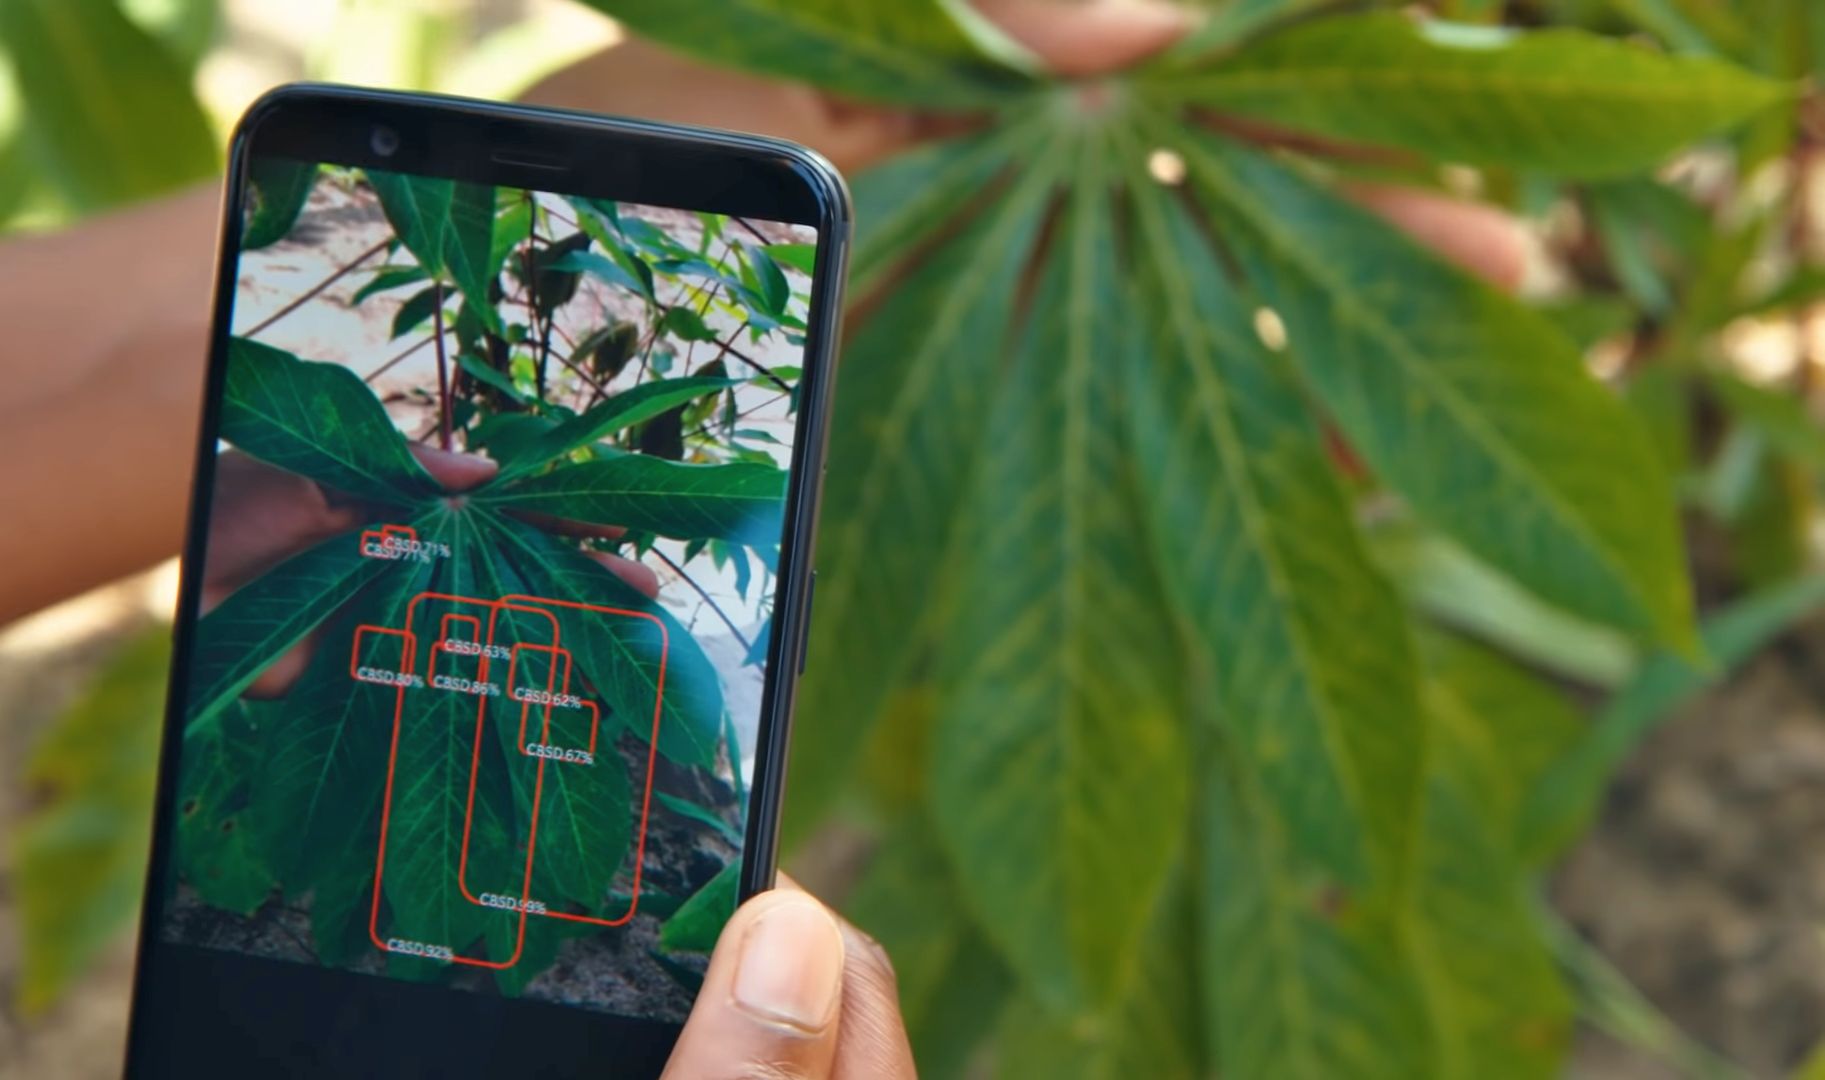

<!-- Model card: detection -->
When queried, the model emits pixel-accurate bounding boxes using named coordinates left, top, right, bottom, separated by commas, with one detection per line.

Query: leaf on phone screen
left=220, top=337, right=440, bottom=503
left=367, top=169, right=502, bottom=334
left=243, top=158, right=318, bottom=250
left=481, top=457, right=786, bottom=546
left=659, top=863, right=739, bottom=953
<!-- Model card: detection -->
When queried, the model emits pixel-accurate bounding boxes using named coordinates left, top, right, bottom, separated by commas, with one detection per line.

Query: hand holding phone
left=125, top=85, right=849, bottom=1079
left=662, top=883, right=916, bottom=1079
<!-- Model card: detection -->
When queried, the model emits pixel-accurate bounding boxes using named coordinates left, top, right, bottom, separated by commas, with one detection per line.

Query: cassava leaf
left=656, top=792, right=741, bottom=845
left=458, top=352, right=529, bottom=403
left=1176, top=131, right=1698, bottom=652
left=490, top=196, right=534, bottom=279
left=549, top=249, right=649, bottom=297
left=1407, top=635, right=1578, bottom=1076
left=173, top=704, right=274, bottom=917
left=185, top=529, right=396, bottom=731
left=787, top=140, right=1061, bottom=839
left=459, top=521, right=633, bottom=913
left=366, top=169, right=501, bottom=333
left=740, top=242, right=792, bottom=317
left=847, top=122, right=1040, bottom=297
left=573, top=0, right=1029, bottom=107
left=763, top=243, right=817, bottom=275
left=1201, top=762, right=1434, bottom=1080
left=482, top=457, right=786, bottom=545
left=659, top=305, right=722, bottom=344
left=1126, top=180, right=1423, bottom=884
left=390, top=286, right=442, bottom=340
left=490, top=515, right=726, bottom=769
left=491, top=376, right=738, bottom=482
left=995, top=872, right=1202, bottom=1080
left=245, top=558, right=434, bottom=888
left=221, top=337, right=439, bottom=503
left=1167, top=14, right=1787, bottom=177
left=932, top=155, right=1188, bottom=1011
left=377, top=603, right=520, bottom=973
left=352, top=265, right=431, bottom=305
left=563, top=200, right=658, bottom=300
left=242, top=158, right=317, bottom=250
left=659, top=862, right=738, bottom=953
left=0, top=0, right=218, bottom=212
left=468, top=412, right=561, bottom=469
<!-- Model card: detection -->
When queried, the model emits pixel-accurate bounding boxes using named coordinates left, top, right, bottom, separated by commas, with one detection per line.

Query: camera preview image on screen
left=163, top=161, right=816, bottom=1022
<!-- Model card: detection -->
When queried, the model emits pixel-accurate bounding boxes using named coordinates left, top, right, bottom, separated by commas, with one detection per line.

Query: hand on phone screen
left=201, top=445, right=659, bottom=698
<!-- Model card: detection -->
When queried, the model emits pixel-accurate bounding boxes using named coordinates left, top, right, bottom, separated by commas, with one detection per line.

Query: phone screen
left=144, top=144, right=823, bottom=1056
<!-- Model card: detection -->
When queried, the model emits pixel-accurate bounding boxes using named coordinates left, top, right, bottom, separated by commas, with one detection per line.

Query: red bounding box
left=360, top=523, right=418, bottom=560
left=350, top=626, right=417, bottom=688
left=507, top=643, right=594, bottom=754
left=440, top=613, right=482, bottom=646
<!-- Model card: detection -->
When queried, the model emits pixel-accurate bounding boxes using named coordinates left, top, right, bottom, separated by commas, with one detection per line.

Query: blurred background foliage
left=8, top=1, right=1825, bottom=1078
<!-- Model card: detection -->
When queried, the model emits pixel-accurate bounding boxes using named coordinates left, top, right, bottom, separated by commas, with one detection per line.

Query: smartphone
left=121, top=84, right=848, bottom=1078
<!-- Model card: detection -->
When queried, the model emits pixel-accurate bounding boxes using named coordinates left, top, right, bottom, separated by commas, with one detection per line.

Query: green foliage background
left=11, top=0, right=1825, bottom=1076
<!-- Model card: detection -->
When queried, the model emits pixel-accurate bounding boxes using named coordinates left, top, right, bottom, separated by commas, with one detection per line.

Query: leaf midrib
left=1225, top=767, right=1323, bottom=1080
left=1126, top=164, right=1348, bottom=1076
left=1127, top=154, right=1376, bottom=867
left=1056, top=141, right=1097, bottom=968
left=814, top=138, right=1067, bottom=661
left=482, top=511, right=695, bottom=760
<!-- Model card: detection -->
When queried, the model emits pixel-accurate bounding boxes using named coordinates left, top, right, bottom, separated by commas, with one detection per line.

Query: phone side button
left=798, top=571, right=817, bottom=674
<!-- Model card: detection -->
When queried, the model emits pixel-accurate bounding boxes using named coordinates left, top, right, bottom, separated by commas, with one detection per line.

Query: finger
left=772, top=875, right=917, bottom=1080
left=202, top=452, right=361, bottom=599
left=586, top=551, right=662, bottom=599
left=1346, top=182, right=1530, bottom=293
left=975, top=0, right=1198, bottom=78
left=410, top=443, right=499, bottom=493
left=243, top=636, right=315, bottom=699
left=829, top=921, right=917, bottom=1080
left=661, top=889, right=847, bottom=1080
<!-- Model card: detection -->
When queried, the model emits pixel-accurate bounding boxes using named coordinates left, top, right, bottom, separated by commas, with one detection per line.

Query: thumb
left=409, top=443, right=499, bottom=493
left=975, top=0, right=1199, bottom=77
left=662, top=889, right=847, bottom=1080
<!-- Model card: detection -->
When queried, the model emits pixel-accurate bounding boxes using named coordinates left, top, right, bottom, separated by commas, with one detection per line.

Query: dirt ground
left=1556, top=621, right=1825, bottom=1078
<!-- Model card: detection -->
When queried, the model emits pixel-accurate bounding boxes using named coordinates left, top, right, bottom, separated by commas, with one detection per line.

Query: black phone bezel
left=121, top=83, right=850, bottom=1079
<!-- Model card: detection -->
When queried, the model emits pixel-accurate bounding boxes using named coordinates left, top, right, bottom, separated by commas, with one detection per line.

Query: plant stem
left=710, top=326, right=792, bottom=392
left=244, top=238, right=388, bottom=338
left=682, top=281, right=726, bottom=374
left=550, top=348, right=614, bottom=403
left=364, top=333, right=436, bottom=385
left=653, top=547, right=752, bottom=655
left=523, top=192, right=550, bottom=403
left=730, top=215, right=770, bottom=244
left=431, top=281, right=453, bottom=450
